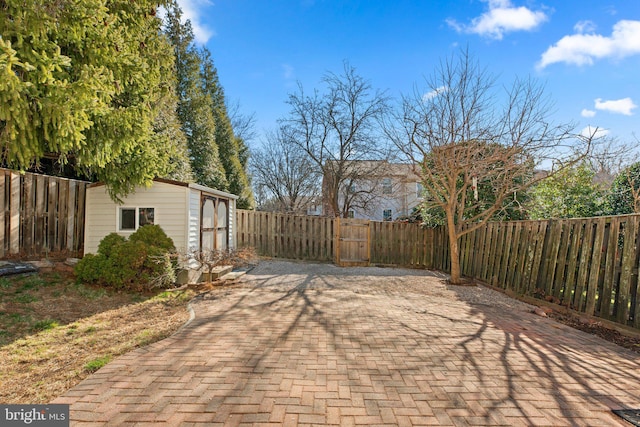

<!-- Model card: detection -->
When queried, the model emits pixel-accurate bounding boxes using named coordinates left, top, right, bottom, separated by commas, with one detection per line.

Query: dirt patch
left=0, top=270, right=194, bottom=403
left=548, top=312, right=640, bottom=354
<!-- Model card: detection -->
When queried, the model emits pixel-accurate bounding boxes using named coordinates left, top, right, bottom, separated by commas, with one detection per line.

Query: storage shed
left=84, top=178, right=238, bottom=257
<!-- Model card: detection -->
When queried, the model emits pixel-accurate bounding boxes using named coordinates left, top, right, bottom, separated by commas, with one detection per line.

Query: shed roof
left=88, top=178, right=239, bottom=200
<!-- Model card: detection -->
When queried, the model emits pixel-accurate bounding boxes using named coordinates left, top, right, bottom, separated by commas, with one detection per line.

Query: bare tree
left=227, top=99, right=257, bottom=143
left=251, top=128, right=321, bottom=213
left=587, top=136, right=632, bottom=186
left=388, top=50, right=591, bottom=284
left=281, top=62, right=392, bottom=217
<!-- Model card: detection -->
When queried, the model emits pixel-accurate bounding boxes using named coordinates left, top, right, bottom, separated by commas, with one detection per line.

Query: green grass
left=9, top=313, right=30, bottom=323
left=135, top=330, right=159, bottom=347
left=0, top=277, right=12, bottom=289
left=14, top=294, right=38, bottom=304
left=32, top=319, right=60, bottom=332
left=14, top=293, right=38, bottom=303
left=15, top=275, right=45, bottom=292
left=84, top=356, right=111, bottom=373
left=71, top=283, right=107, bottom=300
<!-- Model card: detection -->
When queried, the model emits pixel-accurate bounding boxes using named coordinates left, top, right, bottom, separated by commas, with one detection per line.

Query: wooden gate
left=336, top=218, right=370, bottom=266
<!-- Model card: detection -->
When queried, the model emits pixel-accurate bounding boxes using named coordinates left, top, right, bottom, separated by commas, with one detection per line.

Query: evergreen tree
left=152, top=85, right=193, bottom=183
left=608, top=162, right=640, bottom=215
left=0, top=0, right=182, bottom=199
left=163, top=4, right=227, bottom=190
left=200, top=48, right=254, bottom=208
left=526, top=163, right=606, bottom=219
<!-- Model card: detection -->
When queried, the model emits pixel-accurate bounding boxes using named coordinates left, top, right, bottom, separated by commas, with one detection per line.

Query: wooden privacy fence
left=369, top=220, right=448, bottom=269
left=457, top=216, right=640, bottom=329
left=236, top=209, right=640, bottom=329
left=0, top=169, right=88, bottom=258
left=235, top=210, right=335, bottom=261
left=235, top=210, right=449, bottom=268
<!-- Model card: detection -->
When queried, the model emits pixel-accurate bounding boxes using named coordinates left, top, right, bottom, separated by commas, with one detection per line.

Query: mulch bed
left=548, top=311, right=640, bottom=354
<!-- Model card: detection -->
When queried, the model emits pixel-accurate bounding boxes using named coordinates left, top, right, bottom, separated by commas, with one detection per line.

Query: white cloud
left=594, top=97, right=637, bottom=116
left=581, top=109, right=596, bottom=118
left=580, top=126, right=609, bottom=139
left=538, top=20, right=640, bottom=69
left=282, top=64, right=295, bottom=80
left=422, top=86, right=448, bottom=101
left=177, top=0, right=216, bottom=44
left=447, top=0, right=547, bottom=40
left=574, top=20, right=596, bottom=34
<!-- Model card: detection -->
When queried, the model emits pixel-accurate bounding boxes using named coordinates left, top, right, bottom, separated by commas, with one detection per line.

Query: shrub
left=129, top=225, right=175, bottom=252
left=75, top=254, right=111, bottom=284
left=75, top=226, right=176, bottom=291
left=97, top=233, right=127, bottom=257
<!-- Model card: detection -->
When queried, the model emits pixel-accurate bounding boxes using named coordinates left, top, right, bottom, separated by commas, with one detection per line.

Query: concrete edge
left=174, top=297, right=198, bottom=335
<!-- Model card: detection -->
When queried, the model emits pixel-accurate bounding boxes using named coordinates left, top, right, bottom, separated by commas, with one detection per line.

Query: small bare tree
left=388, top=50, right=591, bottom=284
left=251, top=128, right=321, bottom=213
left=281, top=62, right=392, bottom=217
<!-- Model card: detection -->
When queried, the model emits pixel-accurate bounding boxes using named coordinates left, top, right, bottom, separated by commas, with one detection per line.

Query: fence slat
left=585, top=218, right=606, bottom=316
left=9, top=172, right=20, bottom=254
left=35, top=175, right=46, bottom=254
left=601, top=218, right=621, bottom=319
left=574, top=219, right=595, bottom=311
left=23, top=174, right=34, bottom=255
left=0, top=173, right=5, bottom=258
left=617, top=216, right=638, bottom=324
left=66, top=180, right=77, bottom=251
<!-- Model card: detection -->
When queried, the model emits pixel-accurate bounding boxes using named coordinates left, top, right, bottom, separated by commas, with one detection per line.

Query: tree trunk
left=446, top=210, right=462, bottom=284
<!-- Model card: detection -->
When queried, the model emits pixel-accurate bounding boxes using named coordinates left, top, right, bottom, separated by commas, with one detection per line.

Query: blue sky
left=177, top=0, right=640, bottom=150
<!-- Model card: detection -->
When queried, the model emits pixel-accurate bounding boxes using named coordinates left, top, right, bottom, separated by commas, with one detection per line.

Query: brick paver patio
left=53, top=261, right=640, bottom=426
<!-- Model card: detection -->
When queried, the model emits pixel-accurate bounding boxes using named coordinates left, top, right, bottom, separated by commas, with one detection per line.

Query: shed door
left=216, top=200, right=228, bottom=250
left=201, top=196, right=216, bottom=252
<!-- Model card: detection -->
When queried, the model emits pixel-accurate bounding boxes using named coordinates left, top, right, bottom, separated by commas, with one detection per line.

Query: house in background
left=322, top=161, right=424, bottom=221
left=84, top=178, right=238, bottom=257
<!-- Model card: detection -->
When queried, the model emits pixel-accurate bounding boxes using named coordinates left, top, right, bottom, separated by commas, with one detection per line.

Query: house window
left=347, top=210, right=355, bottom=218
left=382, top=178, right=392, bottom=194
left=119, top=207, right=154, bottom=231
left=416, top=182, right=424, bottom=199
left=383, top=209, right=393, bottom=221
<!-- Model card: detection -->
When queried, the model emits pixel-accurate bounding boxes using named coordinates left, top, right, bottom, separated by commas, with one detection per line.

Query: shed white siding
left=187, top=188, right=201, bottom=253
left=84, top=182, right=189, bottom=254
left=228, top=199, right=235, bottom=249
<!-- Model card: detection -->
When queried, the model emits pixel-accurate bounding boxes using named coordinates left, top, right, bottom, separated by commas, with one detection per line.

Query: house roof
left=88, top=177, right=239, bottom=200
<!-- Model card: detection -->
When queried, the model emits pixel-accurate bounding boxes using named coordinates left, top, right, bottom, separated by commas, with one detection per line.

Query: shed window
left=139, top=208, right=155, bottom=227
left=120, top=208, right=136, bottom=231
left=119, top=207, right=154, bottom=231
